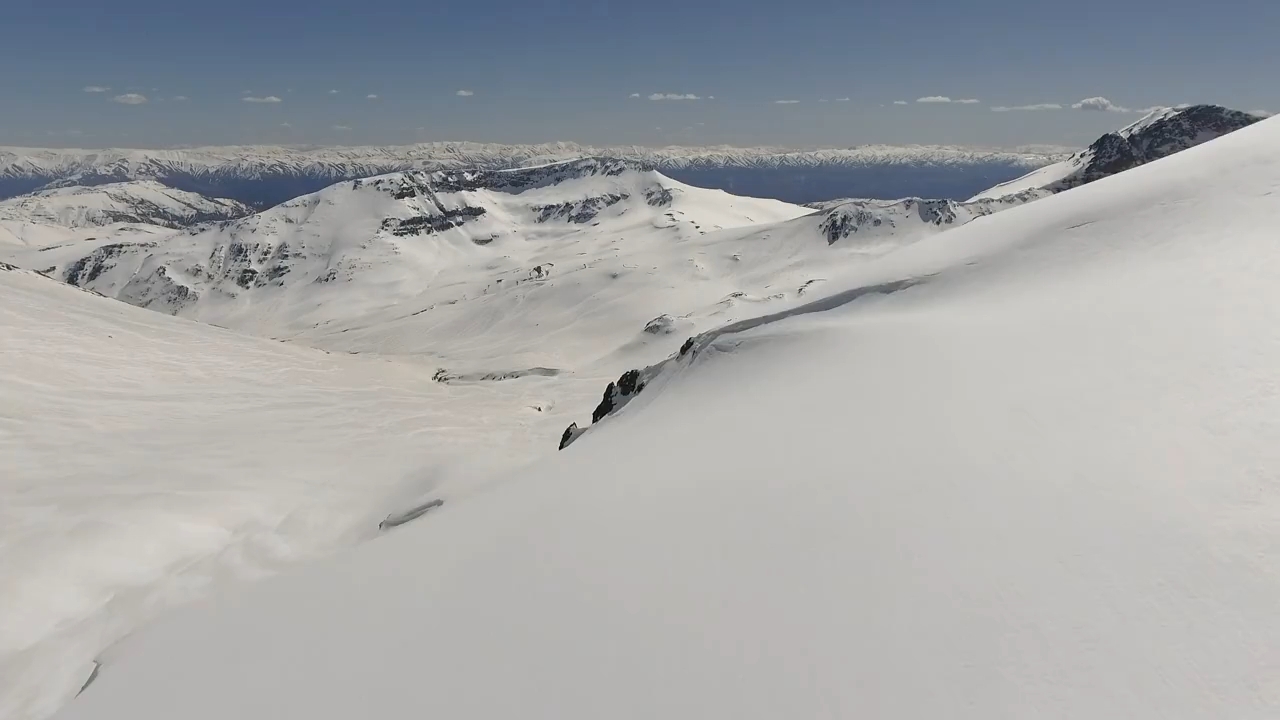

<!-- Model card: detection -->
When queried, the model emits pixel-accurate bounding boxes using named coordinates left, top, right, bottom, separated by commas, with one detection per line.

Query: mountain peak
left=973, top=104, right=1263, bottom=200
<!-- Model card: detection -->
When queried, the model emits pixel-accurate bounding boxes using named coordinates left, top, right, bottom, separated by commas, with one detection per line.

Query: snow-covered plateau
left=2, top=106, right=1278, bottom=720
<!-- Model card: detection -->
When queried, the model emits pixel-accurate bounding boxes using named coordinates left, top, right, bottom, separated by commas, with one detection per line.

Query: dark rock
left=381, top=206, right=486, bottom=236
left=591, top=381, right=618, bottom=423
left=559, top=423, right=579, bottom=450
left=533, top=193, right=628, bottom=223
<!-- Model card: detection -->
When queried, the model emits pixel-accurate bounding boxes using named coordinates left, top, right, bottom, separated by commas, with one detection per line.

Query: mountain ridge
left=0, top=142, right=1069, bottom=207
left=972, top=104, right=1263, bottom=199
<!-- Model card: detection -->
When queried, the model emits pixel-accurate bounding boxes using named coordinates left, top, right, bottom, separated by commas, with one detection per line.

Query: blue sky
left=3, top=0, right=1276, bottom=149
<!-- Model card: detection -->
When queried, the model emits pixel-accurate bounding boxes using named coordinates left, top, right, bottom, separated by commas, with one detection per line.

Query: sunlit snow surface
left=0, top=266, right=582, bottom=719
left=47, top=118, right=1280, bottom=718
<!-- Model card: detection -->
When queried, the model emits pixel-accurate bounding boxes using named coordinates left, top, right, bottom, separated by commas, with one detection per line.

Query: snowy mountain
left=13, top=159, right=817, bottom=369
left=972, top=104, right=1263, bottom=199
left=0, top=182, right=251, bottom=249
left=51, top=115, right=1280, bottom=720
left=0, top=181, right=250, bottom=229
left=0, top=142, right=1067, bottom=206
left=16, top=160, right=1055, bottom=374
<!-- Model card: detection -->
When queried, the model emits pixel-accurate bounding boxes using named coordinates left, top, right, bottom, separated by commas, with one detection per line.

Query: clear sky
left=3, top=0, right=1276, bottom=149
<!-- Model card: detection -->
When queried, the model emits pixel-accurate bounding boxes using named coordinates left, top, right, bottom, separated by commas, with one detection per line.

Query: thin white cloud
left=1249, top=109, right=1274, bottom=118
left=648, top=93, right=700, bottom=101
left=991, top=103, right=1063, bottom=112
left=83, top=86, right=110, bottom=93
left=773, top=99, right=800, bottom=104
left=1072, top=96, right=1130, bottom=112
left=1135, top=106, right=1167, bottom=115
left=707, top=95, right=715, bottom=100
left=456, top=89, right=474, bottom=97
left=332, top=125, right=351, bottom=131
left=111, top=93, right=148, bottom=105
left=172, top=95, right=189, bottom=101
left=328, top=89, right=340, bottom=95
left=834, top=97, right=851, bottom=102
left=243, top=96, right=283, bottom=103
left=366, top=94, right=379, bottom=100
left=819, top=98, right=829, bottom=103
left=917, top=96, right=980, bottom=104
left=629, top=93, right=641, bottom=98
left=893, top=100, right=908, bottom=105
left=280, top=122, right=292, bottom=128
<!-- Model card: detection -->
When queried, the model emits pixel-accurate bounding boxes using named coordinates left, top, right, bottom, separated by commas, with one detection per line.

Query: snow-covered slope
left=18, top=160, right=1047, bottom=374
left=0, top=181, right=250, bottom=230
left=55, top=116, right=1280, bottom=720
left=971, top=104, right=1262, bottom=199
left=0, top=181, right=251, bottom=249
left=18, top=159, right=813, bottom=369
left=0, top=142, right=1067, bottom=206
left=0, top=261, right=588, bottom=720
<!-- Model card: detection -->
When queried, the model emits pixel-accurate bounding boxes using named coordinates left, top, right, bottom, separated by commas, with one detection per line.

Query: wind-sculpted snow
left=0, top=142, right=1066, bottom=206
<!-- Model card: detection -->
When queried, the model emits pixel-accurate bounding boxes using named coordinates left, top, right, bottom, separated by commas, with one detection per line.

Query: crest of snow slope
left=21, top=159, right=815, bottom=371
left=0, top=181, right=250, bottom=251
left=57, top=117, right=1280, bottom=720
left=970, top=104, right=1264, bottom=200
left=0, top=263, right=589, bottom=720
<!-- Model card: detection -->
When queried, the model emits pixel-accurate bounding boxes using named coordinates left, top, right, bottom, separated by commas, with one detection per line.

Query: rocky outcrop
left=559, top=367, right=654, bottom=450
left=381, top=207, right=487, bottom=236
left=1055, top=105, right=1261, bottom=192
left=534, top=193, right=628, bottom=223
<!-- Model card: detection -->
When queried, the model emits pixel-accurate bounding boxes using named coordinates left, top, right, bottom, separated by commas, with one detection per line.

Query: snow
left=0, top=141, right=1067, bottom=206
left=5, top=163, right=1054, bottom=380
left=0, top=264, right=588, bottom=720
left=0, top=142, right=1063, bottom=182
left=0, top=181, right=250, bottom=253
left=0, top=181, right=249, bottom=233
left=11, top=162, right=811, bottom=370
left=47, top=116, right=1280, bottom=719
left=969, top=104, right=1261, bottom=200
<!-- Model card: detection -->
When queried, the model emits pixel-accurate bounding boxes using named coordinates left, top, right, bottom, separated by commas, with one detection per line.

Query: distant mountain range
left=0, top=142, right=1069, bottom=207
